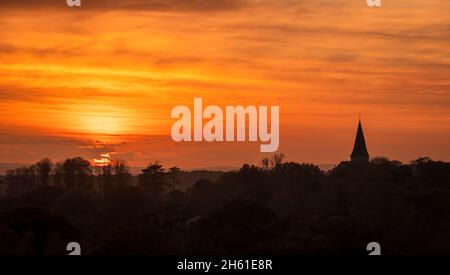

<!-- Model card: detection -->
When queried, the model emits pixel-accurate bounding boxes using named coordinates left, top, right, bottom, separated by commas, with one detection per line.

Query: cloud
left=0, top=0, right=248, bottom=11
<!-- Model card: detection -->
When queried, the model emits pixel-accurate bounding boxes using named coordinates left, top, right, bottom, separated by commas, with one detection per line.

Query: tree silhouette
left=36, top=158, right=52, bottom=187
left=260, top=158, right=270, bottom=173
left=53, top=162, right=64, bottom=188
left=113, top=160, right=132, bottom=188
left=62, top=157, right=92, bottom=190
left=138, top=162, right=169, bottom=196
left=168, top=166, right=181, bottom=191
left=270, top=153, right=285, bottom=172
left=94, top=164, right=113, bottom=197
left=5, top=167, right=34, bottom=195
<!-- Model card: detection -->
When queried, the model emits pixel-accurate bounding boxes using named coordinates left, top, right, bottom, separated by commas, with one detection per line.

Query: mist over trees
left=0, top=154, right=449, bottom=255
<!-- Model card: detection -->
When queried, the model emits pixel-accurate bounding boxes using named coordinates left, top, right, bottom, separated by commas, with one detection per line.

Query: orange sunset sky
left=0, top=0, right=449, bottom=170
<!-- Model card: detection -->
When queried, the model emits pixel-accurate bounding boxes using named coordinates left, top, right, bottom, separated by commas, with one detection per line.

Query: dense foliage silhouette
left=0, top=154, right=449, bottom=255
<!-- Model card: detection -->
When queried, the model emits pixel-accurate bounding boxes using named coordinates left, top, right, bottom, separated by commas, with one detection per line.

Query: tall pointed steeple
left=350, top=119, right=369, bottom=163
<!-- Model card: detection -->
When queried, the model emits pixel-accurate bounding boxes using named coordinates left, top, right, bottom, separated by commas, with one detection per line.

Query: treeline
left=0, top=154, right=450, bottom=255
left=2, top=157, right=183, bottom=197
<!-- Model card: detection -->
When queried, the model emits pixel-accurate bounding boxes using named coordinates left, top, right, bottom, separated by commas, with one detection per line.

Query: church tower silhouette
left=350, top=119, right=369, bottom=163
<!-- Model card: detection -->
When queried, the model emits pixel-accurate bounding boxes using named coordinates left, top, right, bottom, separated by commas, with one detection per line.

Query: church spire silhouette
left=350, top=118, right=369, bottom=163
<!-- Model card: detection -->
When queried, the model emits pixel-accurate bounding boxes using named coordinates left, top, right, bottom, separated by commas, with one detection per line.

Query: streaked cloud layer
left=0, top=0, right=248, bottom=11
left=0, top=0, right=449, bottom=168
